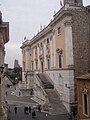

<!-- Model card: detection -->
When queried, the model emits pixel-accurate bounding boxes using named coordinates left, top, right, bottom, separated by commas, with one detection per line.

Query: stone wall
left=72, top=7, right=90, bottom=77
left=45, top=69, right=75, bottom=112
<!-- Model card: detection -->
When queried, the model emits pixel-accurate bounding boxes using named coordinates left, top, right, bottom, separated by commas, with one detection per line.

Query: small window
left=47, top=59, right=50, bottom=69
left=83, top=93, right=89, bottom=116
left=47, top=39, right=49, bottom=43
left=58, top=27, right=61, bottom=35
left=59, top=55, right=62, bottom=68
left=36, top=61, right=38, bottom=70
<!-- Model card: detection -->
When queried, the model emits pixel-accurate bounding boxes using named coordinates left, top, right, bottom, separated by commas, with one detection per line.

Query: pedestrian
left=24, top=107, right=26, bottom=114
left=32, top=110, right=36, bottom=118
left=69, top=112, right=73, bottom=120
left=14, top=106, right=17, bottom=114
left=29, top=106, right=31, bottom=113
left=26, top=106, right=28, bottom=113
left=8, top=106, right=11, bottom=113
left=30, top=89, right=33, bottom=95
left=38, top=105, right=41, bottom=112
left=5, top=91, right=7, bottom=96
left=19, top=91, right=21, bottom=96
left=24, top=106, right=28, bottom=114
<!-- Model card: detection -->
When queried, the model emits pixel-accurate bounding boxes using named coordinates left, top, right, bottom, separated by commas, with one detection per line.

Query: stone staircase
left=37, top=73, right=68, bottom=115
left=45, top=89, right=68, bottom=115
left=37, top=73, right=54, bottom=89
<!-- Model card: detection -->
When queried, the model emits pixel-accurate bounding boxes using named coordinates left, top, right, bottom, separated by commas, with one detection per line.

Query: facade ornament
left=81, top=88, right=89, bottom=94
left=46, top=54, right=50, bottom=60
left=56, top=48, right=63, bottom=55
left=64, top=20, right=72, bottom=27
left=52, top=29, right=55, bottom=35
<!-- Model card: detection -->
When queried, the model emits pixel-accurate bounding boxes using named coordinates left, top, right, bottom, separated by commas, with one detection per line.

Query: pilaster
left=33, top=47, right=36, bottom=70
left=50, top=36, right=53, bottom=68
left=64, top=20, right=74, bottom=67
left=37, top=44, right=40, bottom=71
left=44, top=40, right=46, bottom=69
left=52, top=29, right=56, bottom=68
left=26, top=47, right=30, bottom=71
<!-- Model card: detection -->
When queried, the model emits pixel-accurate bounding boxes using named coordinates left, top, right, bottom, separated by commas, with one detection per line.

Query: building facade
left=21, top=0, right=90, bottom=112
left=77, top=73, right=90, bottom=120
left=0, top=12, right=9, bottom=120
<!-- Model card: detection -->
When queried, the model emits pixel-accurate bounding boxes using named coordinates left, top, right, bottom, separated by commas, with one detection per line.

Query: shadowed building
left=0, top=12, right=9, bottom=120
left=77, top=72, right=90, bottom=119
left=21, top=0, right=90, bottom=113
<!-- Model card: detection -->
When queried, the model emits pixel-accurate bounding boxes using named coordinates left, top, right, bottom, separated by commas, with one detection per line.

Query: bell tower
left=63, top=0, right=83, bottom=6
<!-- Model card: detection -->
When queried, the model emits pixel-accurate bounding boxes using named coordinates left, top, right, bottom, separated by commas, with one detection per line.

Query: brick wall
left=72, top=7, right=90, bottom=77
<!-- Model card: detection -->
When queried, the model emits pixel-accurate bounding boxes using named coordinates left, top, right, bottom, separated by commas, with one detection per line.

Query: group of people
left=8, top=105, right=42, bottom=119
left=24, top=106, right=36, bottom=118
left=24, top=105, right=41, bottom=118
left=24, top=106, right=31, bottom=114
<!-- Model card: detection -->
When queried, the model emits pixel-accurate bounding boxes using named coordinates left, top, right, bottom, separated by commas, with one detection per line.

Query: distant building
left=77, top=72, right=90, bottom=119
left=0, top=11, right=9, bottom=120
left=21, top=0, right=90, bottom=112
left=14, top=59, right=20, bottom=68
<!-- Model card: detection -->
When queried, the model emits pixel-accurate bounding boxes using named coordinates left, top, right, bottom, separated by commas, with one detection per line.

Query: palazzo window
left=23, top=61, right=25, bottom=71
left=56, top=48, right=63, bottom=68
left=36, top=61, right=38, bottom=70
left=59, top=55, right=62, bottom=68
left=47, top=59, right=50, bottom=69
left=57, top=27, right=61, bottom=35
left=47, top=39, right=49, bottom=44
left=82, top=93, right=89, bottom=116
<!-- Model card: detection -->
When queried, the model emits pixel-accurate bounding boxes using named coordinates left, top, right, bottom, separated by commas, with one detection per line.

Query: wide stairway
left=45, top=89, right=68, bottom=115
left=37, top=73, right=68, bottom=115
left=37, top=73, right=54, bottom=89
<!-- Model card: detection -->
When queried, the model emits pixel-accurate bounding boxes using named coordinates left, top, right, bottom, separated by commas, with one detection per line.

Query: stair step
left=37, top=74, right=54, bottom=89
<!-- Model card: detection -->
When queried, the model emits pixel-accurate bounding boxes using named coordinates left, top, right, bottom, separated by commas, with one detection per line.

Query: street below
left=6, top=85, right=70, bottom=120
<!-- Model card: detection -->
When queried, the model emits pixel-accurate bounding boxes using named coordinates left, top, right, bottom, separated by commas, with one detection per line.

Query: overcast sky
left=0, top=0, right=90, bottom=68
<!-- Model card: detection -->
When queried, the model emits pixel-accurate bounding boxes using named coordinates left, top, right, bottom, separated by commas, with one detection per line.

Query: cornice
left=22, top=8, right=72, bottom=48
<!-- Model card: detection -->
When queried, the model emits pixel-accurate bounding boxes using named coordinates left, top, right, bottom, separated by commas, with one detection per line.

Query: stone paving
left=8, top=105, right=70, bottom=120
left=6, top=85, right=72, bottom=120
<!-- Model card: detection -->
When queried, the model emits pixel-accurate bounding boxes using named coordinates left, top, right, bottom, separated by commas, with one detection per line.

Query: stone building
left=0, top=12, right=9, bottom=120
left=77, top=73, right=90, bottom=119
left=21, top=0, right=90, bottom=113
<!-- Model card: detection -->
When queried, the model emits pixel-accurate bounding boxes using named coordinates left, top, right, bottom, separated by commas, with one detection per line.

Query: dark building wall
left=72, top=7, right=90, bottom=77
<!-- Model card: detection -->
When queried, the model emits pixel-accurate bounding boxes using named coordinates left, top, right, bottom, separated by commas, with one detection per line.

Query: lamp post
left=0, top=65, right=6, bottom=120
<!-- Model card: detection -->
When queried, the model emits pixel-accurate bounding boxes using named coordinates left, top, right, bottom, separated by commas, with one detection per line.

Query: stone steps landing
left=45, top=89, right=68, bottom=115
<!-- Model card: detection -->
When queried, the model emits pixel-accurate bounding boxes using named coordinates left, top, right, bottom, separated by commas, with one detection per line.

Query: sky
left=0, top=0, right=90, bottom=68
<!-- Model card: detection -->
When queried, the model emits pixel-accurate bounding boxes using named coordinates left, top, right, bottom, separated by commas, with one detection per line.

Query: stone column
left=33, top=47, right=35, bottom=70
left=50, top=36, right=53, bottom=68
left=64, top=20, right=74, bottom=66
left=44, top=40, right=46, bottom=69
left=26, top=47, right=30, bottom=71
left=52, top=30, right=56, bottom=68
left=37, top=44, right=40, bottom=71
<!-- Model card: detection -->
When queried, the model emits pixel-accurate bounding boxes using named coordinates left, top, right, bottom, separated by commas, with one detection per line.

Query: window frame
left=57, top=26, right=61, bottom=35
left=82, top=93, right=89, bottom=117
